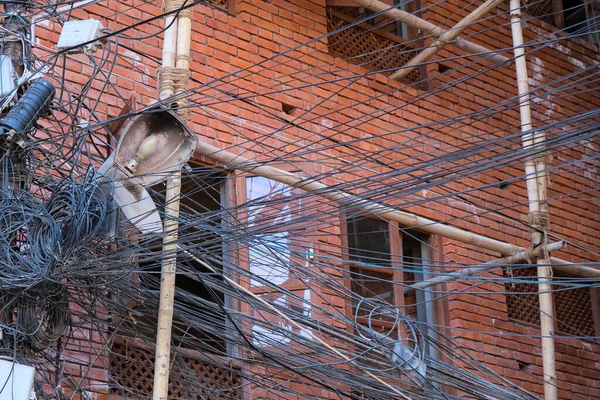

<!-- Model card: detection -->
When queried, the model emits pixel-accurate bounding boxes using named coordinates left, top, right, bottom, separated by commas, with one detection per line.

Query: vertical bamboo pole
left=153, top=172, right=182, bottom=400
left=175, top=2, right=192, bottom=72
left=153, top=0, right=192, bottom=398
left=159, top=3, right=178, bottom=100
left=509, top=1, right=556, bottom=399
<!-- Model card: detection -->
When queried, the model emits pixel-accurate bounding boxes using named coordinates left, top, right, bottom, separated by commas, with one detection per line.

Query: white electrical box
left=0, top=359, right=35, bottom=400
left=0, top=55, right=16, bottom=98
left=57, top=19, right=104, bottom=54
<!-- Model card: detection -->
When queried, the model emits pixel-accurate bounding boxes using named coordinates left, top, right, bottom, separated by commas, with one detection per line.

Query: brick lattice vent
left=110, top=342, right=242, bottom=399
left=504, top=267, right=595, bottom=336
left=326, top=9, right=421, bottom=84
left=522, top=0, right=556, bottom=25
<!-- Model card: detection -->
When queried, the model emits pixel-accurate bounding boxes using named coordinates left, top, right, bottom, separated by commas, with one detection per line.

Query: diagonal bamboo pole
left=404, top=241, right=565, bottom=294
left=349, top=0, right=510, bottom=65
left=510, top=1, right=556, bottom=398
left=389, top=0, right=505, bottom=81
left=193, top=141, right=597, bottom=278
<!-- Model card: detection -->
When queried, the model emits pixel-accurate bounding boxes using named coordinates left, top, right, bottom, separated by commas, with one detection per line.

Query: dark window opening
left=524, top=0, right=599, bottom=43
left=564, top=0, right=588, bottom=33
left=132, top=167, right=228, bottom=354
left=563, top=0, right=599, bottom=42
left=347, top=217, right=392, bottom=269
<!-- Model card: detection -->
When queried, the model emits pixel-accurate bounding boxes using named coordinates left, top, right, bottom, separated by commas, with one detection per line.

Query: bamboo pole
left=193, top=141, right=598, bottom=278
left=389, top=0, right=504, bottom=80
left=153, top=171, right=182, bottom=400
left=349, top=0, right=510, bottom=65
left=509, top=1, right=556, bottom=399
left=195, top=142, right=518, bottom=255
left=159, top=6, right=178, bottom=100
left=175, top=1, right=192, bottom=72
left=405, top=241, right=565, bottom=294
left=153, top=0, right=193, bottom=398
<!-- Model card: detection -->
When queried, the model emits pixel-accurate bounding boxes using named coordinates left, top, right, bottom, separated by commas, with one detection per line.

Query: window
left=524, top=0, right=600, bottom=43
left=109, top=167, right=243, bottom=398
left=504, top=267, right=600, bottom=338
left=343, top=216, right=442, bottom=395
left=118, top=167, right=228, bottom=353
left=344, top=216, right=437, bottom=354
left=243, top=176, right=312, bottom=348
left=563, top=0, right=599, bottom=43
left=326, top=1, right=427, bottom=86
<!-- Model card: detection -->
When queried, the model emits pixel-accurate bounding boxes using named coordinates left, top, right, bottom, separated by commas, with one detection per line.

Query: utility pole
left=2, top=1, right=30, bottom=77
left=1, top=0, right=31, bottom=189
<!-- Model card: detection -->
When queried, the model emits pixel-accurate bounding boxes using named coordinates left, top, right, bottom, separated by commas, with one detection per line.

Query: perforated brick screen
left=110, top=342, right=242, bottom=398
left=327, top=10, right=422, bottom=84
left=523, top=0, right=556, bottom=25
left=504, top=267, right=596, bottom=337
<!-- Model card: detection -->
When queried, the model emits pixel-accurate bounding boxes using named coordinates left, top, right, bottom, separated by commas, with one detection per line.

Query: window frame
left=234, top=171, right=315, bottom=351
left=340, top=214, right=446, bottom=349
left=340, top=214, right=454, bottom=396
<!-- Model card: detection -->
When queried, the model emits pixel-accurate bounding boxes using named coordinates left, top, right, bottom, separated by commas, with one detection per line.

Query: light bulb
left=125, top=135, right=159, bottom=173
left=136, top=135, right=159, bottom=159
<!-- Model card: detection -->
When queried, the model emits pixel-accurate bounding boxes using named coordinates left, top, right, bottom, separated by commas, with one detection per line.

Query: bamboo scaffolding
left=348, top=0, right=510, bottom=65
left=389, top=0, right=504, bottom=80
left=193, top=142, right=595, bottom=277
left=405, top=241, right=565, bottom=293
left=510, top=1, right=556, bottom=398
left=153, top=171, right=182, bottom=400
left=159, top=2, right=178, bottom=100
left=153, top=0, right=193, bottom=398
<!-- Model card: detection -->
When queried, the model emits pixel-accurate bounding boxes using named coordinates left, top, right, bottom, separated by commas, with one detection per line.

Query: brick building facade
left=29, top=0, right=600, bottom=398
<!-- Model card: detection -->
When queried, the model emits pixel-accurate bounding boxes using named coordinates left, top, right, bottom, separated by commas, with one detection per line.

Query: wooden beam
left=349, top=0, right=510, bottom=65
left=552, top=0, right=565, bottom=29
left=390, top=0, right=505, bottom=80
